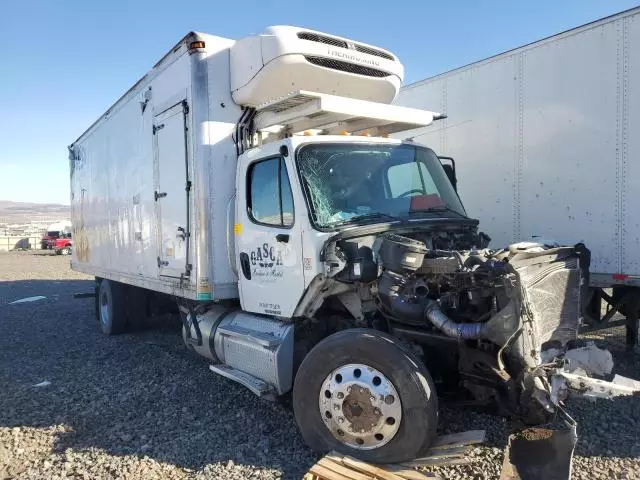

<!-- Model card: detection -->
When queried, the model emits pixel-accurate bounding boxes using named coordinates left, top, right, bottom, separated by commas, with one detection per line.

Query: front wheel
left=292, top=328, right=438, bottom=464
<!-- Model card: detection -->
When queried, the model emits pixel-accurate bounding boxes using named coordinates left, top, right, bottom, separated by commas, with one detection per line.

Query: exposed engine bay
left=318, top=225, right=592, bottom=423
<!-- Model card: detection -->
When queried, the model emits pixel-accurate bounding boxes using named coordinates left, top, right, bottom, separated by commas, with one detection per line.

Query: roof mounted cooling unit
left=230, top=26, right=404, bottom=107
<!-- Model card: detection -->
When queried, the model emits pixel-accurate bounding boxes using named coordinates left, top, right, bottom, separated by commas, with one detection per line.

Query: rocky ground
left=1, top=251, right=639, bottom=479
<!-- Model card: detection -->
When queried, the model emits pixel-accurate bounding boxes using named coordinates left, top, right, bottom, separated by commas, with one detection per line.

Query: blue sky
left=1, top=0, right=637, bottom=205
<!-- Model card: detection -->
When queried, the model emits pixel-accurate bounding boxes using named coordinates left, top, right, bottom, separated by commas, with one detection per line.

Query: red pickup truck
left=53, top=235, right=72, bottom=255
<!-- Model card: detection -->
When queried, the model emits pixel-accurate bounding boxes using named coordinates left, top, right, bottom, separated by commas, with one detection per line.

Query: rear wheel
left=60, top=247, right=71, bottom=255
left=292, top=328, right=438, bottom=464
left=97, top=279, right=128, bottom=335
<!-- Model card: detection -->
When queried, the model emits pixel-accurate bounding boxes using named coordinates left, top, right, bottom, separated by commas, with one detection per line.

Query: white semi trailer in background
left=69, top=25, right=638, bottom=467
left=396, top=7, right=640, bottom=348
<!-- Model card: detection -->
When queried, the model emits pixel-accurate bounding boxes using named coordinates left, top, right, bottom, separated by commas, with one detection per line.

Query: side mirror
left=439, top=156, right=457, bottom=191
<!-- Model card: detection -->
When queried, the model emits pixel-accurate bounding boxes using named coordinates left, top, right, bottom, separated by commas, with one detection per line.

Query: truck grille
left=298, top=32, right=347, bottom=48
left=304, top=56, right=391, bottom=78
left=353, top=44, right=394, bottom=60
left=297, top=32, right=395, bottom=61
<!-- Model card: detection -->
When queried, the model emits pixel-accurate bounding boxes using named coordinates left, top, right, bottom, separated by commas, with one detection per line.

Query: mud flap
left=500, top=410, right=577, bottom=480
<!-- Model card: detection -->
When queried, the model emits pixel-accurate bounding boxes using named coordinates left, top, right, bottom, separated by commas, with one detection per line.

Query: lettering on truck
left=249, top=242, right=285, bottom=281
left=327, top=48, right=380, bottom=67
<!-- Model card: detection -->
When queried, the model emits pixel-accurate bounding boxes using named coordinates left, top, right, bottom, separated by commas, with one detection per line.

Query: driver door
left=235, top=145, right=305, bottom=317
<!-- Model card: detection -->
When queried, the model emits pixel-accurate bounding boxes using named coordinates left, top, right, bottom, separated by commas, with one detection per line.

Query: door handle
left=276, top=234, right=289, bottom=243
left=239, top=252, right=251, bottom=280
left=177, top=226, right=188, bottom=240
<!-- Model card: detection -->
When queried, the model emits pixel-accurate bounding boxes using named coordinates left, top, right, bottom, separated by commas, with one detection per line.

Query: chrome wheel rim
left=318, top=363, right=402, bottom=450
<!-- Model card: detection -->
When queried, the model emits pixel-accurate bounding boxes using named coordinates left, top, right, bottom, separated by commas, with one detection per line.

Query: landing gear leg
left=625, top=294, right=640, bottom=351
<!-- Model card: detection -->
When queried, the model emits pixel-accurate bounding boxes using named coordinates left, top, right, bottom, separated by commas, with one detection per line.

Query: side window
left=248, top=157, right=295, bottom=227
left=387, top=161, right=438, bottom=197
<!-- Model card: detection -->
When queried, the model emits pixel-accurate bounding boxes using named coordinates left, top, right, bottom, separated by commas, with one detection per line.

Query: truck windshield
left=297, top=143, right=466, bottom=228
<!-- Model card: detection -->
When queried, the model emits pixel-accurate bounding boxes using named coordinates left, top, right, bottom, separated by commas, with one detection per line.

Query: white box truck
left=396, top=7, right=640, bottom=347
left=69, top=26, right=638, bottom=465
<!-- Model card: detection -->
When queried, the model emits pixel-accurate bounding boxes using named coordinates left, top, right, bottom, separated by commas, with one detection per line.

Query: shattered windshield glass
left=297, top=143, right=467, bottom=228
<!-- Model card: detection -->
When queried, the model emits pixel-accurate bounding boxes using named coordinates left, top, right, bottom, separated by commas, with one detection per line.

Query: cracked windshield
left=297, top=143, right=466, bottom=228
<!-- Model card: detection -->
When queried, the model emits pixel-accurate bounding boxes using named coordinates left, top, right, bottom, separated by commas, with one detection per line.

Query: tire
left=55, top=249, right=62, bottom=255
left=292, top=328, right=438, bottom=464
left=97, top=279, right=128, bottom=335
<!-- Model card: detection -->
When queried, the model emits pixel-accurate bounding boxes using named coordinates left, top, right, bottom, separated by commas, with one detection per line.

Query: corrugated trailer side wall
left=625, top=13, right=640, bottom=277
left=397, top=8, right=640, bottom=280
left=518, top=17, right=620, bottom=274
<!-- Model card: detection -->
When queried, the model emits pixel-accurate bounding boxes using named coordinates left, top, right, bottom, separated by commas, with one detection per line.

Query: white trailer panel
left=70, top=33, right=241, bottom=300
left=396, top=7, right=640, bottom=285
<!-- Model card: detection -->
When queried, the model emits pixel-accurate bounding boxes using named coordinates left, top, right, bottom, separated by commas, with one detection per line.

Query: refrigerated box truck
left=69, top=25, right=638, bottom=465
left=396, top=7, right=640, bottom=346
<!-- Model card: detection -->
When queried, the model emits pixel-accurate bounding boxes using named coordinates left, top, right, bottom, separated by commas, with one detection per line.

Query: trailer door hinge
left=152, top=124, right=165, bottom=135
left=154, top=191, right=167, bottom=201
left=182, top=100, right=189, bottom=114
left=185, top=181, right=192, bottom=192
left=157, top=256, right=169, bottom=268
left=185, top=263, right=192, bottom=277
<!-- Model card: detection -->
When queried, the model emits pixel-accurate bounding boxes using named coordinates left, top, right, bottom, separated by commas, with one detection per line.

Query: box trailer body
left=70, top=33, right=240, bottom=301
left=69, top=24, right=639, bottom=467
left=396, top=7, right=640, bottom=289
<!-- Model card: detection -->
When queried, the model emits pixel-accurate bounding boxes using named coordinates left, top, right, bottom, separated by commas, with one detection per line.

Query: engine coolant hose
left=424, top=301, right=483, bottom=340
left=377, top=271, right=425, bottom=325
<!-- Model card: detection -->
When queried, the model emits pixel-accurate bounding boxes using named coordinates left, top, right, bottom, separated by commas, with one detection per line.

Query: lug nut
left=337, top=392, right=344, bottom=399
left=334, top=404, right=340, bottom=411
left=338, top=417, right=345, bottom=424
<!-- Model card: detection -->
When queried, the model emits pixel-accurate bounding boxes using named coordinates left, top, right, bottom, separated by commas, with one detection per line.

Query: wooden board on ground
left=303, top=430, right=485, bottom=480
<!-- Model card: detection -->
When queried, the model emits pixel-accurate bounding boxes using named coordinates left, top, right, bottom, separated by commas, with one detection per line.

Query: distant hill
left=0, top=200, right=70, bottom=222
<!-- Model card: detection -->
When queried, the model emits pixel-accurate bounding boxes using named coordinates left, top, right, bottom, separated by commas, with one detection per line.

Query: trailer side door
left=153, top=101, right=191, bottom=279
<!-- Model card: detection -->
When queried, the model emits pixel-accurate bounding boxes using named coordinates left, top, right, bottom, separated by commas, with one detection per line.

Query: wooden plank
left=317, top=457, right=374, bottom=480
left=310, top=463, right=357, bottom=480
left=306, top=430, right=485, bottom=480
left=431, top=430, right=485, bottom=449
left=339, top=455, right=406, bottom=480
left=413, top=445, right=473, bottom=462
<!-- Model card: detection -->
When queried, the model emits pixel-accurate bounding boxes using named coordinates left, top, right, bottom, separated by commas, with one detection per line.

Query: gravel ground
left=1, top=250, right=639, bottom=479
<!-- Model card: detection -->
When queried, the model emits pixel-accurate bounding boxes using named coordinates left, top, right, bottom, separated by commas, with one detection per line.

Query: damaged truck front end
left=289, top=140, right=639, bottom=472
left=312, top=226, right=639, bottom=476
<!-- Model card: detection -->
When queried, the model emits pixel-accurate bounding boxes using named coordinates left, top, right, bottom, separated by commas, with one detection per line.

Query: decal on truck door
left=250, top=243, right=284, bottom=277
